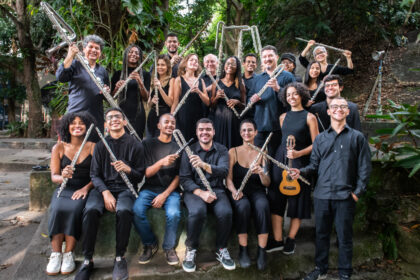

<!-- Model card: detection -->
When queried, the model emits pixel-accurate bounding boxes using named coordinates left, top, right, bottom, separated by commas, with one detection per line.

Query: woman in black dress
left=268, top=83, right=319, bottom=255
left=46, top=112, right=95, bottom=275
left=147, top=54, right=175, bottom=137
left=112, top=44, right=150, bottom=138
left=210, top=56, right=245, bottom=148
left=172, top=53, right=209, bottom=141
left=304, top=61, right=325, bottom=106
left=226, top=119, right=271, bottom=270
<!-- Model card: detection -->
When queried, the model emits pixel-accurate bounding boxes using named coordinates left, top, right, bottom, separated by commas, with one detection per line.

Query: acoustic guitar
left=279, top=135, right=301, bottom=196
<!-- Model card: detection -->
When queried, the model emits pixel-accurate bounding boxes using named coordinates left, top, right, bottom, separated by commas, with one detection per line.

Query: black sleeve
left=331, top=64, right=354, bottom=75
left=127, top=141, right=145, bottom=184
left=90, top=143, right=108, bottom=193
left=111, top=70, right=121, bottom=92
left=299, top=55, right=309, bottom=68
left=143, top=71, right=151, bottom=91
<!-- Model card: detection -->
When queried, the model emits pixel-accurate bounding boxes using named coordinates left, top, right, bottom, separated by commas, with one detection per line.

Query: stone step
left=0, top=148, right=50, bottom=172
left=0, top=138, right=56, bottom=150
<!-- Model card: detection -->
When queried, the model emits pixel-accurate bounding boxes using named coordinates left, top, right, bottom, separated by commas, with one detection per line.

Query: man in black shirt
left=290, top=97, right=371, bottom=280
left=179, top=118, right=235, bottom=272
left=310, top=75, right=361, bottom=132
left=242, top=53, right=258, bottom=119
left=165, top=33, right=182, bottom=78
left=75, top=108, right=144, bottom=280
left=132, top=114, right=181, bottom=266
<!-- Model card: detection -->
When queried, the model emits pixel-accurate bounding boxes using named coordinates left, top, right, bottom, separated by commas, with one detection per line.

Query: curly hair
left=58, top=111, right=96, bottom=143
left=280, top=82, right=311, bottom=108
left=178, top=53, right=202, bottom=77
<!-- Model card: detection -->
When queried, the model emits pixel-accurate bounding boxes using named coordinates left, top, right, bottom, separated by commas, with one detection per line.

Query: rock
left=29, top=170, right=55, bottom=211
left=397, top=225, right=420, bottom=264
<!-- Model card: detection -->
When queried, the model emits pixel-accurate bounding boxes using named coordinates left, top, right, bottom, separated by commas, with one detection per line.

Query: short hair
left=166, top=33, right=178, bottom=39
left=204, top=54, right=218, bottom=63
left=243, top=53, right=257, bottom=63
left=313, top=46, right=327, bottom=58
left=280, top=82, right=311, bottom=107
left=239, top=118, right=257, bottom=131
left=328, top=96, right=348, bottom=108
left=178, top=53, right=202, bottom=77
left=158, top=113, right=175, bottom=123
left=58, top=111, right=96, bottom=143
left=196, top=118, right=214, bottom=129
left=83, top=35, right=105, bottom=50
left=261, top=45, right=278, bottom=56
left=104, top=107, right=125, bottom=119
left=324, top=74, right=343, bottom=87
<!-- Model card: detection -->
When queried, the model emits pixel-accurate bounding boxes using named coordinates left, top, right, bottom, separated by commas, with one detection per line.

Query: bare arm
left=170, top=77, right=181, bottom=113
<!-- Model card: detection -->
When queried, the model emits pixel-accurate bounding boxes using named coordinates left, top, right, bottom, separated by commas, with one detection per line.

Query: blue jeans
left=132, top=190, right=181, bottom=250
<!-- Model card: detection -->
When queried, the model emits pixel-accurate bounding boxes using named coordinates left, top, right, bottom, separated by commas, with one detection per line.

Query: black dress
left=147, top=83, right=171, bottom=138
left=176, top=76, right=207, bottom=141
left=111, top=68, right=151, bottom=138
left=309, top=87, right=326, bottom=104
left=48, top=154, right=92, bottom=240
left=270, top=110, right=312, bottom=219
left=212, top=80, right=241, bottom=149
left=299, top=55, right=354, bottom=80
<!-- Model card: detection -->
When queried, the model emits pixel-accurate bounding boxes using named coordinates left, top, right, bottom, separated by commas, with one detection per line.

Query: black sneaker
left=74, top=259, right=94, bottom=280
left=216, top=248, right=236, bottom=270
left=238, top=245, right=251, bottom=268
left=303, top=267, right=327, bottom=280
left=138, top=244, right=158, bottom=264
left=182, top=248, right=197, bottom=272
left=113, top=256, right=128, bottom=280
left=283, top=237, right=296, bottom=255
left=165, top=249, right=179, bottom=265
left=266, top=239, right=284, bottom=253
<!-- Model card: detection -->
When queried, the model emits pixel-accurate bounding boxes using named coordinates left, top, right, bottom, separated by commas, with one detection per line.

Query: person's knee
left=132, top=201, right=148, bottom=218
left=166, top=206, right=181, bottom=222
left=188, top=205, right=206, bottom=220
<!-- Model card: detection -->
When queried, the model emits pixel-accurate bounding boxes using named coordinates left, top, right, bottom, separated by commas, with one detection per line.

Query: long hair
left=280, top=82, right=311, bottom=108
left=304, top=61, right=322, bottom=86
left=118, top=44, right=143, bottom=104
left=151, top=54, right=172, bottom=89
left=178, top=53, right=202, bottom=77
left=220, top=56, right=244, bottom=91
left=58, top=111, right=95, bottom=143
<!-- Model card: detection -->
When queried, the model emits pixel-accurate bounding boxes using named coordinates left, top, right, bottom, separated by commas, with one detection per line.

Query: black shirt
left=299, top=55, right=354, bottom=80
left=179, top=141, right=229, bottom=194
left=142, top=137, right=180, bottom=193
left=91, top=133, right=145, bottom=193
left=300, top=125, right=371, bottom=200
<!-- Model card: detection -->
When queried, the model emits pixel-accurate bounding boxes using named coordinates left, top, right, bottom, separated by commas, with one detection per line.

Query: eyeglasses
left=325, top=82, right=339, bottom=88
left=330, top=105, right=348, bottom=110
left=106, top=114, right=123, bottom=121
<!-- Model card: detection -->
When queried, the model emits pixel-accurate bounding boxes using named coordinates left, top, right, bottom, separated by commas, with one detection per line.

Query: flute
left=175, top=138, right=194, bottom=155
left=173, top=129, right=216, bottom=197
left=235, top=132, right=272, bottom=199
left=247, top=142, right=310, bottom=185
left=172, top=70, right=205, bottom=116
left=207, top=72, right=241, bottom=118
left=310, top=58, right=341, bottom=102
left=57, top=123, right=94, bottom=198
left=95, top=127, right=138, bottom=198
left=240, top=64, right=285, bottom=118
left=113, top=50, right=155, bottom=100
left=296, top=37, right=346, bottom=53
left=154, top=50, right=159, bottom=116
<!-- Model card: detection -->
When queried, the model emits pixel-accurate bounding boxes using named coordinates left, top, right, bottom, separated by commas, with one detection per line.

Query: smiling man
left=165, top=33, right=182, bottom=78
left=241, top=53, right=258, bottom=119
left=289, top=97, right=371, bottom=280
left=179, top=118, right=235, bottom=273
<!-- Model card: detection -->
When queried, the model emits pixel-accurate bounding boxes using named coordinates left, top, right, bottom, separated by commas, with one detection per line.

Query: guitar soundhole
left=284, top=186, right=297, bottom=190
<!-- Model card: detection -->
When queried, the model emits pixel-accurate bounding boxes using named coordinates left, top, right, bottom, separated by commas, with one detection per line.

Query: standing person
left=165, top=33, right=182, bottom=78
left=133, top=114, right=181, bottom=266
left=112, top=44, right=151, bottom=138
left=249, top=45, right=295, bottom=153
left=304, top=61, right=325, bottom=106
left=210, top=56, right=245, bottom=149
left=242, top=53, right=258, bottom=119
left=310, top=75, right=361, bottom=132
left=179, top=118, right=235, bottom=272
left=56, top=35, right=109, bottom=142
left=202, top=53, right=219, bottom=117
left=147, top=55, right=175, bottom=137
left=46, top=112, right=95, bottom=276
left=226, top=119, right=271, bottom=270
left=171, top=54, right=209, bottom=141
left=280, top=53, right=302, bottom=82
left=267, top=83, right=319, bottom=254
left=290, top=97, right=372, bottom=280
left=75, top=108, right=144, bottom=280
left=299, top=39, right=354, bottom=80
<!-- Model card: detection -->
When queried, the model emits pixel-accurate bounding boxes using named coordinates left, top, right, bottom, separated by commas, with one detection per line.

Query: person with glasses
left=289, top=96, right=372, bottom=280
left=280, top=53, right=302, bottom=82
left=309, top=75, right=361, bottom=132
left=242, top=53, right=258, bottom=119
left=299, top=39, right=354, bottom=81
left=75, top=108, right=144, bottom=280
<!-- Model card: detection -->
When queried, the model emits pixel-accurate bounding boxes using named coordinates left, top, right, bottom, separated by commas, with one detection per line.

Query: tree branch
left=0, top=5, right=19, bottom=27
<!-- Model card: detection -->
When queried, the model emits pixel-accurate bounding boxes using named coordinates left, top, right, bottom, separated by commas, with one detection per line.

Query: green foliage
left=368, top=100, right=420, bottom=177
left=6, top=121, right=27, bottom=137
left=45, top=82, right=68, bottom=116
left=378, top=223, right=399, bottom=260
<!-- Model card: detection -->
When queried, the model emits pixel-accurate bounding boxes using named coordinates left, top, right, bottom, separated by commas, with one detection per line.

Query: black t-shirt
left=142, top=137, right=180, bottom=193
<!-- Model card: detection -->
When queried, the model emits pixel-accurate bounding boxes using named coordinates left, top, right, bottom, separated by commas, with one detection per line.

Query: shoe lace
left=218, top=248, right=232, bottom=260
left=185, top=249, right=196, bottom=262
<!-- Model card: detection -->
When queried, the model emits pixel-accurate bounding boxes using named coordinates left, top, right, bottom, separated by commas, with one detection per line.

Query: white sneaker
left=61, top=251, right=76, bottom=274
left=46, top=252, right=62, bottom=275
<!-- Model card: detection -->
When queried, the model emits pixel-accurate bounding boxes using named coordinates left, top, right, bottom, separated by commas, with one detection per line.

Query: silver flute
left=40, top=2, right=141, bottom=142
left=153, top=50, right=159, bottom=116
left=235, top=132, right=272, bottom=199
left=172, top=70, right=206, bottom=116
left=310, top=58, right=341, bottom=102
left=296, top=37, right=346, bottom=53
left=113, top=50, right=155, bottom=100
left=173, top=129, right=216, bottom=196
left=57, top=123, right=94, bottom=198
left=240, top=64, right=285, bottom=117
left=247, top=142, right=311, bottom=185
left=207, top=72, right=241, bottom=118
left=95, top=127, right=138, bottom=198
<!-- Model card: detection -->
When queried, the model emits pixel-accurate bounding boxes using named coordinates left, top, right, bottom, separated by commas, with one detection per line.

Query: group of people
left=46, top=32, right=371, bottom=280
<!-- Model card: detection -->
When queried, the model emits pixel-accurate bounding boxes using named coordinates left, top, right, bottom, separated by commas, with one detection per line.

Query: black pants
left=230, top=190, right=270, bottom=235
left=254, top=130, right=282, bottom=156
left=81, top=189, right=135, bottom=259
left=314, top=197, right=356, bottom=277
left=183, top=191, right=232, bottom=249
